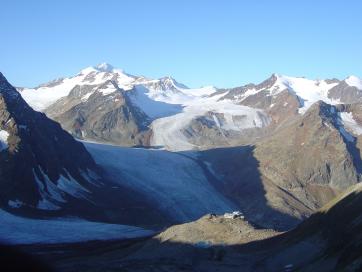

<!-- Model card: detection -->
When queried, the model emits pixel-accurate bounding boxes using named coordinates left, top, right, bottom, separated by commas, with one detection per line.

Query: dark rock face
left=46, top=82, right=151, bottom=146
left=0, top=72, right=99, bottom=210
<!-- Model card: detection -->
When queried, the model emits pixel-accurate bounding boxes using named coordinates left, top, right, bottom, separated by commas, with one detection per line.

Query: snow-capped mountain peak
left=95, top=62, right=114, bottom=72
left=78, top=62, right=132, bottom=78
left=265, top=75, right=341, bottom=113
left=79, top=63, right=124, bottom=75
left=157, top=76, right=189, bottom=90
left=345, top=75, right=362, bottom=90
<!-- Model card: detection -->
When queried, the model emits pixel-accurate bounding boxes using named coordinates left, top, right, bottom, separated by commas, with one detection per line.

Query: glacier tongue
left=84, top=141, right=236, bottom=221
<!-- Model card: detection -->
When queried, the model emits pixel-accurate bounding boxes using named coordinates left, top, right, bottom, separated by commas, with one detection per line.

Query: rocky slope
left=45, top=81, right=151, bottom=146
left=199, top=101, right=362, bottom=230
left=0, top=72, right=98, bottom=212
left=50, top=184, right=362, bottom=272
left=252, top=182, right=362, bottom=271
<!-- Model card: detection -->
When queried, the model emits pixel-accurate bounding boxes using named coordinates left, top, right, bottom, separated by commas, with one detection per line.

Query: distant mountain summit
left=93, top=62, right=115, bottom=72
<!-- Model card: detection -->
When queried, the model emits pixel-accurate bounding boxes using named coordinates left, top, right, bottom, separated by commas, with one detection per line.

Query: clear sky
left=1, top=0, right=361, bottom=88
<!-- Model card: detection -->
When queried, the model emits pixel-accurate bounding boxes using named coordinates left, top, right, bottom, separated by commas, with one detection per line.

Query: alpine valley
left=1, top=63, right=362, bottom=271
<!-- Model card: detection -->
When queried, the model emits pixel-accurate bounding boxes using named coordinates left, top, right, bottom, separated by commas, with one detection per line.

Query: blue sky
left=1, top=0, right=361, bottom=88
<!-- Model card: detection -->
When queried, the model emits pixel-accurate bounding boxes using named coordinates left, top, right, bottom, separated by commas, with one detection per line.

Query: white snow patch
left=339, top=112, right=362, bottom=135
left=37, top=199, right=61, bottom=211
left=8, top=200, right=23, bottom=208
left=0, top=209, right=154, bottom=245
left=33, top=167, right=91, bottom=210
left=0, top=130, right=9, bottom=151
left=81, top=92, right=93, bottom=101
left=57, top=171, right=90, bottom=199
left=98, top=82, right=118, bottom=96
left=212, top=115, right=221, bottom=128
left=324, top=122, right=334, bottom=131
left=224, top=211, right=244, bottom=219
left=33, top=169, right=65, bottom=210
left=345, top=75, right=362, bottom=90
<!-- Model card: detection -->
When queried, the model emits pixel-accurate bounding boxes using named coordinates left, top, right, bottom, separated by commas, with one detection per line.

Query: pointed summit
left=255, top=73, right=280, bottom=90
left=159, top=76, right=189, bottom=89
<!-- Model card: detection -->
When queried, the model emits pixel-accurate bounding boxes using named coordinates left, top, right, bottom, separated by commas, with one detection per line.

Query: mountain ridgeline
left=15, top=64, right=362, bottom=229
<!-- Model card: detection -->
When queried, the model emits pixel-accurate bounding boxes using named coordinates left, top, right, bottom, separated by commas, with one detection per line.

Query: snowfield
left=128, top=85, right=183, bottom=119
left=275, top=75, right=340, bottom=113
left=0, top=209, right=154, bottom=245
left=84, top=142, right=236, bottom=221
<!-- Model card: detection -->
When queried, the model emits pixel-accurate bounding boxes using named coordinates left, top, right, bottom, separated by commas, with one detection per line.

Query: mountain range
left=14, top=64, right=362, bottom=228
left=1, top=64, right=362, bottom=270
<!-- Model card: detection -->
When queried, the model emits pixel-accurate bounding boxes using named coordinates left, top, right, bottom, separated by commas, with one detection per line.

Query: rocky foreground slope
left=48, top=184, right=362, bottom=272
left=0, top=72, right=97, bottom=213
